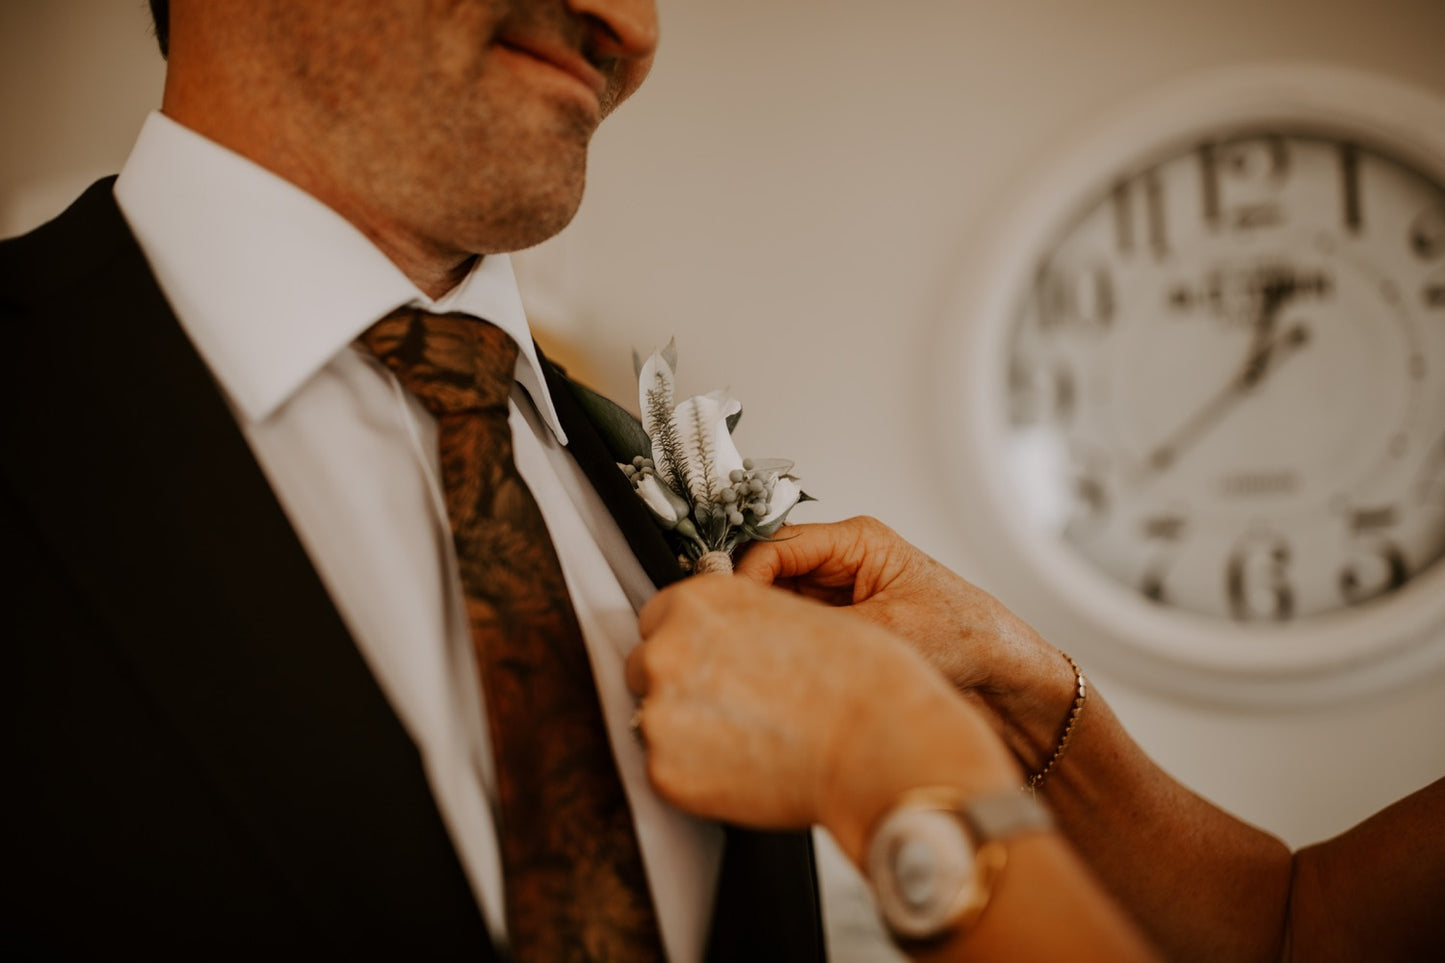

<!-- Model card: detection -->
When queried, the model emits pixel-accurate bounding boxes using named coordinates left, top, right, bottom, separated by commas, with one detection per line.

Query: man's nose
left=567, top=0, right=659, bottom=62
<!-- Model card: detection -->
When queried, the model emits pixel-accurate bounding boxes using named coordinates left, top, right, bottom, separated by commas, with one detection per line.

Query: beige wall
left=0, top=0, right=164, bottom=234
left=531, top=0, right=1445, bottom=852
left=5, top=0, right=1443, bottom=860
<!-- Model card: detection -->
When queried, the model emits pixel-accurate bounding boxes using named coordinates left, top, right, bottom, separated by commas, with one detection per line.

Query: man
left=0, top=2, right=823, bottom=958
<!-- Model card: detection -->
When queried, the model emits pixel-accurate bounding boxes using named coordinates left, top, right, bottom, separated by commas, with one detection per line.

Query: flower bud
left=635, top=474, right=681, bottom=527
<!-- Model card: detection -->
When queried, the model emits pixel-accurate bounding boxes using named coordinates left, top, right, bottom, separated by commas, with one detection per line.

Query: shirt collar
left=112, top=111, right=567, bottom=443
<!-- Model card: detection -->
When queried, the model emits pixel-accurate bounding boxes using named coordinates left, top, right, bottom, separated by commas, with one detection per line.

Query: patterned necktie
left=361, top=307, right=665, bottom=962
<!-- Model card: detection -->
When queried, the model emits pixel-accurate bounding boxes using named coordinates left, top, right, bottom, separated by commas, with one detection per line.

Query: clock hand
left=1239, top=272, right=1297, bottom=388
left=1139, top=321, right=1311, bottom=477
left=1137, top=270, right=1300, bottom=478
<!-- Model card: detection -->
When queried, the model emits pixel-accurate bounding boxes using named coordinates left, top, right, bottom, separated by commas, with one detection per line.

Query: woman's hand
left=626, top=574, right=1019, bottom=862
left=735, top=517, right=1072, bottom=750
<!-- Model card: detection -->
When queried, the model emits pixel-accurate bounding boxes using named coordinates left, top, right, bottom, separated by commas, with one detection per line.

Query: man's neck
left=160, top=71, right=476, bottom=300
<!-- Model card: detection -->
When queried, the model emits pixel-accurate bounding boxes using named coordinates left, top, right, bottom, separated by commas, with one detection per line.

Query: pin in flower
left=567, top=340, right=809, bottom=574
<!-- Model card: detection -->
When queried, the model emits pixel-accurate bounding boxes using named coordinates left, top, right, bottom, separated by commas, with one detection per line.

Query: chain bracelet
left=1025, top=652, right=1087, bottom=794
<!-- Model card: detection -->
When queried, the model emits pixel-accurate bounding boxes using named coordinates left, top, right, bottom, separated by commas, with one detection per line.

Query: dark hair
left=149, top=0, right=169, bottom=58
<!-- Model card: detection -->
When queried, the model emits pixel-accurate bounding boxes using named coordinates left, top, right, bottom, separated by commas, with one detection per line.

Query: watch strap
left=963, top=789, right=1055, bottom=841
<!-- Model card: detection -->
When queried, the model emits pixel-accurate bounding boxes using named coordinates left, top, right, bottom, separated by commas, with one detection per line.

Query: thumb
left=734, top=542, right=785, bottom=584
left=637, top=583, right=678, bottom=639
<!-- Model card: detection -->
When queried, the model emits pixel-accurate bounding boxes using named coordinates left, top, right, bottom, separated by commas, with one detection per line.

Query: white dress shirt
left=113, top=111, right=722, bottom=962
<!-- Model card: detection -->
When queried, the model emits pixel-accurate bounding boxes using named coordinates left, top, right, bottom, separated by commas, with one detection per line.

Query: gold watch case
left=865, top=787, right=1052, bottom=942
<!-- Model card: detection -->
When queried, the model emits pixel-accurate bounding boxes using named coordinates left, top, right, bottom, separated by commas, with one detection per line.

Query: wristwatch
left=865, top=786, right=1054, bottom=943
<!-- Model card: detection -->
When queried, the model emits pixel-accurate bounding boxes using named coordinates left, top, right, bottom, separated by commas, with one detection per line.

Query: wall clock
left=939, top=64, right=1445, bottom=706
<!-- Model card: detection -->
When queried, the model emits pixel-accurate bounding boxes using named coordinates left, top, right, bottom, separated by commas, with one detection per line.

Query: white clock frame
left=936, top=63, right=1445, bottom=707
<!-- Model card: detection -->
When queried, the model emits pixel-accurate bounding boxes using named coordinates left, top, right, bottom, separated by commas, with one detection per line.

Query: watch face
left=1004, top=130, right=1445, bottom=622
left=867, top=806, right=979, bottom=940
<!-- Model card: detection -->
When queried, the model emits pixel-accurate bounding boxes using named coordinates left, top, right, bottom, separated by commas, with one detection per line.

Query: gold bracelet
left=1025, top=652, right=1086, bottom=794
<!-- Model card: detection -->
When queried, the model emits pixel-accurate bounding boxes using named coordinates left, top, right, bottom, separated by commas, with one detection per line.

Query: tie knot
left=360, top=307, right=520, bottom=416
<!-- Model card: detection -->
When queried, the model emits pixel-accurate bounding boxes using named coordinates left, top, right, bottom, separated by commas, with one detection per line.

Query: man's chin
left=467, top=187, right=586, bottom=255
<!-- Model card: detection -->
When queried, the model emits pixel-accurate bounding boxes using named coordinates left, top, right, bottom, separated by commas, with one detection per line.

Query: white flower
left=622, top=341, right=810, bottom=569
left=635, top=472, right=681, bottom=526
left=760, top=474, right=803, bottom=528
left=639, top=347, right=743, bottom=504
left=668, top=389, right=746, bottom=506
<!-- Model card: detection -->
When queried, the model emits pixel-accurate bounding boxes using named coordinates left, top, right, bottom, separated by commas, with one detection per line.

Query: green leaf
left=564, top=378, right=652, bottom=463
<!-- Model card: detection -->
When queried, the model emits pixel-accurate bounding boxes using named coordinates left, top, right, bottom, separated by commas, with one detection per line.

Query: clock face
left=1003, top=130, right=1445, bottom=623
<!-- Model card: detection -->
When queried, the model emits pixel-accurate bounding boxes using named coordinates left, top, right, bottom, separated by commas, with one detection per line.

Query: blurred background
left=5, top=0, right=1443, bottom=955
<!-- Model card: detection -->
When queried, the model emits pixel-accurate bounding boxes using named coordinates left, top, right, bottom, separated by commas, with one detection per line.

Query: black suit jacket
left=0, top=179, right=824, bottom=960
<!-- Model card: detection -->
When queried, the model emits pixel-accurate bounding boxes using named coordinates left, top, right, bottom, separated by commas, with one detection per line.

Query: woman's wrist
left=986, top=644, right=1088, bottom=781
left=818, top=665, right=1023, bottom=868
left=1023, top=653, right=1087, bottom=792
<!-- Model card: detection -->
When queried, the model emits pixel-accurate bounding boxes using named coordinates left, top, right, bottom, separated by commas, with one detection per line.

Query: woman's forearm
left=1005, top=667, right=1293, bottom=963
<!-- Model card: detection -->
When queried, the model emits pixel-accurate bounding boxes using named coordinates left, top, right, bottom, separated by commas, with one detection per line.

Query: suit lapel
left=541, top=354, right=686, bottom=589
left=540, top=352, right=827, bottom=962
left=1, top=180, right=490, bottom=956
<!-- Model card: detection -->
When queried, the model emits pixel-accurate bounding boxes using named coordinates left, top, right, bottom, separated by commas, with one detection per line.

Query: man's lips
left=498, top=36, right=607, bottom=102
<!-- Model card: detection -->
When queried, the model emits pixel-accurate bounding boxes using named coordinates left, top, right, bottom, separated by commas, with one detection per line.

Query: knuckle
left=855, top=514, right=890, bottom=536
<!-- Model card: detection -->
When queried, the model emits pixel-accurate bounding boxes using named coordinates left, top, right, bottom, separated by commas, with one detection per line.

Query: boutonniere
left=568, top=340, right=811, bottom=575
